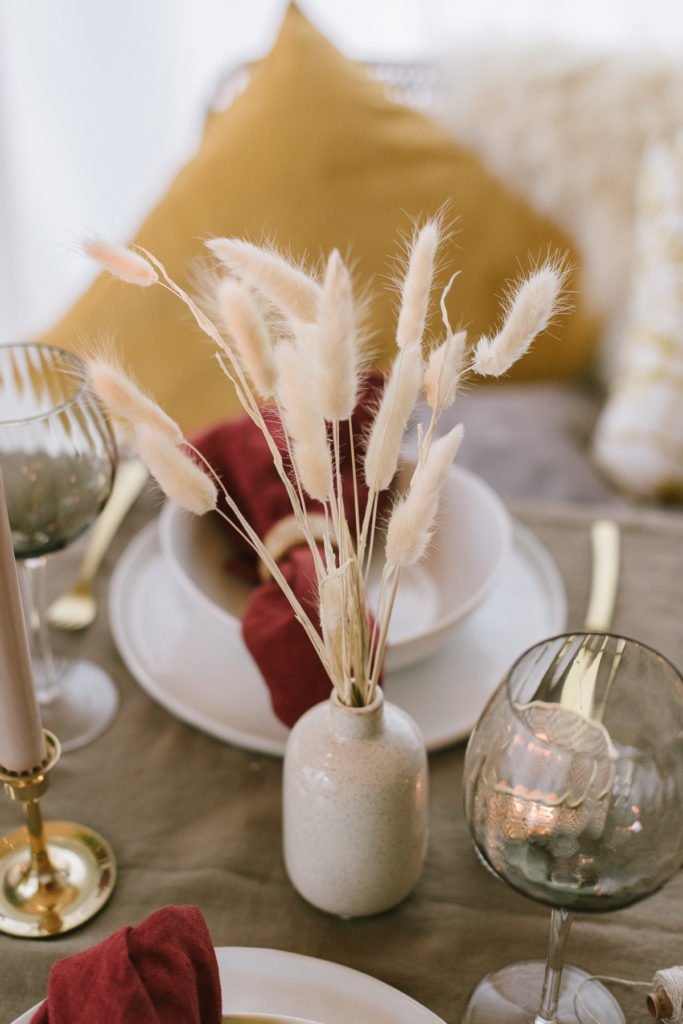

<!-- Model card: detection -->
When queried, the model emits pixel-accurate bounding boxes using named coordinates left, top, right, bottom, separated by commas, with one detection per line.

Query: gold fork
left=47, top=459, right=149, bottom=631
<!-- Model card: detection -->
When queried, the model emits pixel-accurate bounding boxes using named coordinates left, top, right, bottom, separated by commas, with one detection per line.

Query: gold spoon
left=47, top=459, right=149, bottom=631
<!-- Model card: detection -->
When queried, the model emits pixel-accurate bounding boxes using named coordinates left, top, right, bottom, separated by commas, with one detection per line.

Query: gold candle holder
left=0, top=730, right=116, bottom=938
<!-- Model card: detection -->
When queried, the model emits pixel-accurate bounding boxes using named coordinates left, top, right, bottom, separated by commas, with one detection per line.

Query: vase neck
left=330, top=689, right=384, bottom=740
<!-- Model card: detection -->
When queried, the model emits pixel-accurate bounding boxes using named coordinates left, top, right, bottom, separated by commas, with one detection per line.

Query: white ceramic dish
left=224, top=1016, right=321, bottom=1023
left=108, top=517, right=566, bottom=756
left=158, top=463, right=513, bottom=671
left=13, top=945, right=446, bottom=1023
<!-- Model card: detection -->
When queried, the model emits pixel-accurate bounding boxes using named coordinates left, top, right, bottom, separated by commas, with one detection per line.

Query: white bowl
left=158, top=462, right=512, bottom=671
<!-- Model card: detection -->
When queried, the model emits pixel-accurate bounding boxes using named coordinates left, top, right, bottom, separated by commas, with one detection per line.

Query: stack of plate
left=109, top=464, right=566, bottom=755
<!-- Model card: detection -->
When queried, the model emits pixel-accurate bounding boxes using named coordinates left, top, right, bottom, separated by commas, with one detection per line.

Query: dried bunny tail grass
left=134, top=424, right=217, bottom=515
left=214, top=277, right=275, bottom=398
left=292, top=321, right=319, bottom=349
left=83, top=238, right=157, bottom=286
left=385, top=423, right=464, bottom=567
left=319, top=573, right=344, bottom=681
left=273, top=341, right=323, bottom=444
left=319, top=564, right=346, bottom=642
left=86, top=356, right=182, bottom=443
left=424, top=329, right=468, bottom=412
left=293, top=437, right=333, bottom=503
left=274, top=341, right=333, bottom=500
left=315, top=249, right=358, bottom=421
left=334, top=254, right=379, bottom=373
left=364, top=345, right=423, bottom=493
left=472, top=256, right=570, bottom=377
left=396, top=218, right=441, bottom=350
left=207, top=238, right=321, bottom=323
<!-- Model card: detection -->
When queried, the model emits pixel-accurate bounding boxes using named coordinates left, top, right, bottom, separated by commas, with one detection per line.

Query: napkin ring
left=259, top=512, right=329, bottom=582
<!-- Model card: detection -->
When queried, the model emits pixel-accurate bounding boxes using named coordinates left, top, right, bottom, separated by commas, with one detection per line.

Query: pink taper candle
left=0, top=468, right=46, bottom=772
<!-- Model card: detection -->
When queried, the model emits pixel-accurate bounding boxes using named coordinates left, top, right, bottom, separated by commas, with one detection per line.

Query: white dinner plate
left=107, top=517, right=566, bottom=756
left=13, top=946, right=446, bottom=1023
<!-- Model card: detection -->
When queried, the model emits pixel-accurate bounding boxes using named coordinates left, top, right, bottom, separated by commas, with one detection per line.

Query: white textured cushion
left=436, top=42, right=683, bottom=368
left=592, top=133, right=683, bottom=499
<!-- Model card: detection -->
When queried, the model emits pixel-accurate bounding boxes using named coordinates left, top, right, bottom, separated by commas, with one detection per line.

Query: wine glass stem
left=535, top=908, right=573, bottom=1024
left=22, top=557, right=60, bottom=704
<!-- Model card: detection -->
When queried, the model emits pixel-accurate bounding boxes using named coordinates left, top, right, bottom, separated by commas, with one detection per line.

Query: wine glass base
left=462, top=961, right=625, bottom=1024
left=38, top=659, right=119, bottom=753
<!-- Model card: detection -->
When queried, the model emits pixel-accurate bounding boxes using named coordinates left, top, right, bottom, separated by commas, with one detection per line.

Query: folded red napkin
left=31, top=905, right=221, bottom=1024
left=193, top=379, right=383, bottom=727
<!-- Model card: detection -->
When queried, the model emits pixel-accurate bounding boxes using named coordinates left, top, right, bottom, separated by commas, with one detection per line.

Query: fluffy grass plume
left=315, top=250, right=358, bottom=421
left=319, top=566, right=344, bottom=644
left=424, top=329, right=467, bottom=412
left=318, top=565, right=351, bottom=689
left=207, top=238, right=321, bottom=323
left=86, top=357, right=182, bottom=442
left=274, top=341, right=322, bottom=443
left=85, top=219, right=570, bottom=709
left=472, top=259, right=568, bottom=377
left=274, top=342, right=333, bottom=501
left=385, top=424, right=465, bottom=567
left=396, top=219, right=440, bottom=350
left=134, top=424, right=217, bottom=515
left=83, top=238, right=158, bottom=286
left=293, top=438, right=334, bottom=503
left=364, top=346, right=422, bottom=492
left=215, top=277, right=275, bottom=398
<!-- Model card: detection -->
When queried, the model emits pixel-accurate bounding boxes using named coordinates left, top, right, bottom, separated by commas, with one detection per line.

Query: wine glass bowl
left=0, top=343, right=119, bottom=751
left=1, top=345, right=115, bottom=558
left=462, top=632, right=683, bottom=1023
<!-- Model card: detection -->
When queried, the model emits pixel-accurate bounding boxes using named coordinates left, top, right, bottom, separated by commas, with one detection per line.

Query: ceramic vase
left=282, top=686, right=429, bottom=917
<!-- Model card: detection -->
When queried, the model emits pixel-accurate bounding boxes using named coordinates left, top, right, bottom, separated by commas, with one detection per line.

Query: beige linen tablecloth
left=2, top=493, right=683, bottom=1023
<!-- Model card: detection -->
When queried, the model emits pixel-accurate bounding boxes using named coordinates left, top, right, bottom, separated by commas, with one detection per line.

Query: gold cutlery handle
left=78, top=459, right=149, bottom=583
left=583, top=519, right=621, bottom=633
left=558, top=519, right=621, bottom=715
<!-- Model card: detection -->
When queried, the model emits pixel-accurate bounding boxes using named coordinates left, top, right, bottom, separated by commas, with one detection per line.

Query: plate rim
left=12, top=945, right=446, bottom=1024
left=110, top=519, right=287, bottom=756
left=108, top=516, right=566, bottom=757
left=216, top=945, right=446, bottom=1022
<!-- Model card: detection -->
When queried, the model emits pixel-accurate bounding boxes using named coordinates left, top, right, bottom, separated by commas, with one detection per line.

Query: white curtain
left=0, top=0, right=278, bottom=342
left=1, top=0, right=681, bottom=345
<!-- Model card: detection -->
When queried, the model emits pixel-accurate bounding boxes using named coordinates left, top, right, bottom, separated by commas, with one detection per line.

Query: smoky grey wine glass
left=462, top=632, right=683, bottom=1024
left=0, top=342, right=118, bottom=751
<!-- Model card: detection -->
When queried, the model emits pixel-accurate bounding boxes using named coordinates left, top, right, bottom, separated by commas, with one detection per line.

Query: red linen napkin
left=193, top=379, right=383, bottom=727
left=31, top=905, right=221, bottom=1024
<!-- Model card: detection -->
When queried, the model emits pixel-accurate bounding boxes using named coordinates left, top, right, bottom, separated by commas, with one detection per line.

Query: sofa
left=38, top=6, right=683, bottom=509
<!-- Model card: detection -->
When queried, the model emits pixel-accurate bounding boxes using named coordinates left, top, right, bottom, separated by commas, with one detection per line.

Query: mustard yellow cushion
left=41, top=3, right=597, bottom=432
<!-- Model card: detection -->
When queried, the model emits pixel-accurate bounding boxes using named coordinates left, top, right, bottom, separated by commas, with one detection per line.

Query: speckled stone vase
left=282, top=686, right=429, bottom=917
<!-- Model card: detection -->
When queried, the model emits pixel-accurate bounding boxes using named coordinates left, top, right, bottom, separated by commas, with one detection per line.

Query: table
left=2, top=492, right=683, bottom=1023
